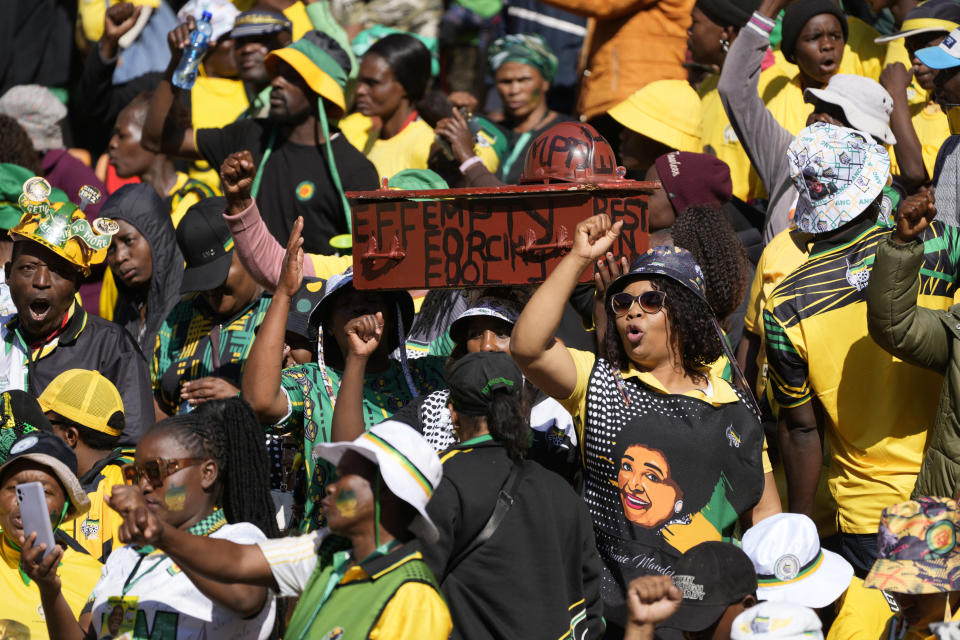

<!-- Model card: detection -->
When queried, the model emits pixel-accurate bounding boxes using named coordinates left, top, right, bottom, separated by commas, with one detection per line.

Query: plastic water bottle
left=172, top=11, right=213, bottom=90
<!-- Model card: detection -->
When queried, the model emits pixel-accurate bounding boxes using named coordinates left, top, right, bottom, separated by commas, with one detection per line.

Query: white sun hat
left=742, top=512, right=854, bottom=608
left=314, top=420, right=443, bottom=543
left=731, top=602, right=824, bottom=640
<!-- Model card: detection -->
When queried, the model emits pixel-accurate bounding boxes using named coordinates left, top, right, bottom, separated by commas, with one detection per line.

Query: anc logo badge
left=296, top=180, right=315, bottom=202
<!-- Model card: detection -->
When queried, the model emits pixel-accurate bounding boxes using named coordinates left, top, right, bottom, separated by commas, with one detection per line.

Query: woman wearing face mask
left=21, top=398, right=279, bottom=640
left=243, top=222, right=447, bottom=533
left=511, top=216, right=779, bottom=635
left=0, top=431, right=102, bottom=638
left=102, top=184, right=185, bottom=356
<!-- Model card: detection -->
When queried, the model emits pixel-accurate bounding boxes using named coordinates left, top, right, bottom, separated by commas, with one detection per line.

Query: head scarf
left=487, top=34, right=558, bottom=84
left=99, top=184, right=184, bottom=354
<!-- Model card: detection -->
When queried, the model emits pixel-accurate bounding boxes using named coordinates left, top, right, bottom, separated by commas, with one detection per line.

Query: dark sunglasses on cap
left=609, top=290, right=667, bottom=318
left=121, top=457, right=204, bottom=486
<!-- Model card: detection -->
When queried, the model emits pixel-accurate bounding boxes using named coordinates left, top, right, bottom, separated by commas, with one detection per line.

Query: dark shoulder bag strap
left=444, top=462, right=525, bottom=578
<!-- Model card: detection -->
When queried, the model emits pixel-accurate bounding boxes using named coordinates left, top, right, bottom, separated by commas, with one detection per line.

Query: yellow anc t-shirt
left=61, top=454, right=133, bottom=564
left=763, top=221, right=960, bottom=534
left=0, top=534, right=102, bottom=639
left=340, top=113, right=500, bottom=182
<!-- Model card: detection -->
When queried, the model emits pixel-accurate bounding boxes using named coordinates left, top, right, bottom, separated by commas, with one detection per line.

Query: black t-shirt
left=196, top=119, right=379, bottom=253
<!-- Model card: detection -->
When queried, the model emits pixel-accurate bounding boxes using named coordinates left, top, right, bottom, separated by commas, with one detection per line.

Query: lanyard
left=122, top=551, right=168, bottom=595
left=499, top=130, right=532, bottom=180
left=250, top=126, right=278, bottom=200
left=295, top=540, right=401, bottom=640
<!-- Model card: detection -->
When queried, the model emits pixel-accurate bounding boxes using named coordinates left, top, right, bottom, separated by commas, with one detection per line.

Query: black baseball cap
left=662, top=542, right=758, bottom=632
left=230, top=9, right=293, bottom=39
left=446, top=352, right=523, bottom=416
left=176, top=197, right=234, bottom=294
left=286, top=277, right=326, bottom=341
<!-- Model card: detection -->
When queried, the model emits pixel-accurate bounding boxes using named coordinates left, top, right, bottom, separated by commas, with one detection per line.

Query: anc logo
left=296, top=180, right=316, bottom=201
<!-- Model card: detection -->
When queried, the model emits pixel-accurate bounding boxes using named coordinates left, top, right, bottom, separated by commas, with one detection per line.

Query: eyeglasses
left=609, top=290, right=667, bottom=317
left=121, top=458, right=204, bottom=487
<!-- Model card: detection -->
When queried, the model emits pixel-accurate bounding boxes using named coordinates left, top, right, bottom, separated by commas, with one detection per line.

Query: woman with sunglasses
left=21, top=398, right=279, bottom=640
left=511, top=214, right=779, bottom=636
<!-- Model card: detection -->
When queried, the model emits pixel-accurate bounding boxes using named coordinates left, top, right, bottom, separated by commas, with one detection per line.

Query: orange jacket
left=543, top=0, right=694, bottom=120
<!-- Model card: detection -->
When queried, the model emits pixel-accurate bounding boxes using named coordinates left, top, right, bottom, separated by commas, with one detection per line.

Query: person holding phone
left=20, top=399, right=278, bottom=640
left=0, top=431, right=101, bottom=638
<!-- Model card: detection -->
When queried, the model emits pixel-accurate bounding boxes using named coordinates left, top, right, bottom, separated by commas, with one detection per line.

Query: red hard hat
left=518, top=122, right=623, bottom=184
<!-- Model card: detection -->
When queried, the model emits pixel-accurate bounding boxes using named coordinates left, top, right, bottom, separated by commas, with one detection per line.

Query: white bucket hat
left=731, top=602, right=824, bottom=640
left=803, top=74, right=896, bottom=145
left=742, top=513, right=854, bottom=608
left=787, top=122, right=891, bottom=234
left=314, top=420, right=442, bottom=543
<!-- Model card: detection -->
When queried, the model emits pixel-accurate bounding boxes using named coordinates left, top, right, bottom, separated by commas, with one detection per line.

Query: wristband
left=459, top=156, right=483, bottom=174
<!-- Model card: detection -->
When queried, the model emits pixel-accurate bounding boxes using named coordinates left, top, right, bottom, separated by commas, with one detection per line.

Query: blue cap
left=201, top=10, right=213, bottom=21
left=916, top=27, right=960, bottom=69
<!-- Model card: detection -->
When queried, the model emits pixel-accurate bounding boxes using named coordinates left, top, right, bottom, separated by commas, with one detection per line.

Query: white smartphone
left=16, top=481, right=56, bottom=559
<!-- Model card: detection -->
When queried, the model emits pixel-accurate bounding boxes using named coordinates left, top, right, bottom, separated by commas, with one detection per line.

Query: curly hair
left=671, top=205, right=749, bottom=328
left=602, top=275, right=722, bottom=383
left=0, top=115, right=41, bottom=175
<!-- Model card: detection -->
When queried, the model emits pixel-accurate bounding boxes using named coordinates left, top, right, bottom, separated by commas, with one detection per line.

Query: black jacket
left=8, top=307, right=154, bottom=445
left=100, top=184, right=184, bottom=355
left=419, top=439, right=605, bottom=640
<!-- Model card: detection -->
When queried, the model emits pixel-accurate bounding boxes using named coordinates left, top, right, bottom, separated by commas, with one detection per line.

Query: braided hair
left=155, top=398, right=279, bottom=538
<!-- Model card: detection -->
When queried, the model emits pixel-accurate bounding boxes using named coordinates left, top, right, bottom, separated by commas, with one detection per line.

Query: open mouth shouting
left=28, top=299, right=51, bottom=323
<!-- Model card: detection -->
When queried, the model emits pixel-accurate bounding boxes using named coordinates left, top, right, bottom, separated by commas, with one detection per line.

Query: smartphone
left=16, top=481, right=56, bottom=559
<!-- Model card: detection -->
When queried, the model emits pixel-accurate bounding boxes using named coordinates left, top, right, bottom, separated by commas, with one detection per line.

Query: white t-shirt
left=89, top=522, right=276, bottom=640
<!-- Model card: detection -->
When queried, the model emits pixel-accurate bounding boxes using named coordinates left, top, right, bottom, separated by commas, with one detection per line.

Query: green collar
left=459, top=434, right=494, bottom=447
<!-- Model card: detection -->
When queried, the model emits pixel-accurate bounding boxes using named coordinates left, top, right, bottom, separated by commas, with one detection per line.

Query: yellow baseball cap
left=38, top=369, right=124, bottom=437
left=608, top=79, right=703, bottom=153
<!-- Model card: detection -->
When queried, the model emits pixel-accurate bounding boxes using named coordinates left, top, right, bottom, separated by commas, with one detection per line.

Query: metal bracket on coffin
left=515, top=225, right=572, bottom=258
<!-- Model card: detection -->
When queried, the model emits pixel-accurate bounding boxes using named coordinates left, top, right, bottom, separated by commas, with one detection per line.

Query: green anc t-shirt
left=763, top=219, right=960, bottom=535
left=273, top=356, right=447, bottom=531
left=151, top=294, right=272, bottom=415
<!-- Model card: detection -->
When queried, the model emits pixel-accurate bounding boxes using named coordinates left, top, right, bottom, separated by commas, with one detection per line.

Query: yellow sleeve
left=171, top=192, right=200, bottom=228
left=99, top=268, right=119, bottom=322
left=827, top=577, right=895, bottom=640
left=559, top=348, right=597, bottom=442
left=306, top=253, right=354, bottom=280
left=743, top=254, right=767, bottom=335
left=370, top=582, right=452, bottom=640
left=761, top=438, right=772, bottom=474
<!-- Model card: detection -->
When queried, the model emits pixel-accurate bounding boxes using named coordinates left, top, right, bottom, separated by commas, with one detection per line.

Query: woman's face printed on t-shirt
left=617, top=443, right=682, bottom=528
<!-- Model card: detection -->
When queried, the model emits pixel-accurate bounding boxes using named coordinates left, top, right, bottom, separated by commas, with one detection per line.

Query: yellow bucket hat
left=9, top=177, right=117, bottom=275
left=608, top=79, right=703, bottom=153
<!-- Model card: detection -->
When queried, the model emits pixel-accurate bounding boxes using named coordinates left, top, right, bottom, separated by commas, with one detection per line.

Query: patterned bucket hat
left=864, top=497, right=960, bottom=594
left=448, top=297, right=522, bottom=346
left=606, top=245, right=708, bottom=305
left=787, top=122, right=890, bottom=234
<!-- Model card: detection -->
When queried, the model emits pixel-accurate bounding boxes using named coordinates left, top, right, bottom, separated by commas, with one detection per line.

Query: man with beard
left=144, top=30, right=378, bottom=254
left=0, top=179, right=153, bottom=445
